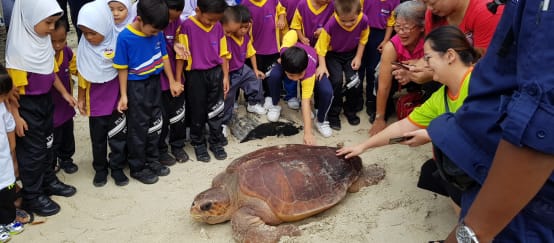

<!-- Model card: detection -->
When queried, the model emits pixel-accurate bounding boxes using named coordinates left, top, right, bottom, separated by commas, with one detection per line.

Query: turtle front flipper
left=231, top=207, right=300, bottom=243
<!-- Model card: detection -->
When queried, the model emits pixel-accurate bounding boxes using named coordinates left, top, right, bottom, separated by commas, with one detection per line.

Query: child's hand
left=316, top=66, right=329, bottom=81
left=117, top=96, right=128, bottom=113
left=303, top=133, right=316, bottom=146
left=223, top=76, right=230, bottom=98
left=174, top=43, right=191, bottom=60
left=15, top=116, right=28, bottom=137
left=170, top=80, right=184, bottom=97
left=313, top=28, right=323, bottom=39
left=254, top=69, right=265, bottom=80
left=299, top=36, right=310, bottom=45
left=276, top=15, right=286, bottom=30
left=77, top=98, right=87, bottom=115
left=63, top=92, right=77, bottom=107
left=351, top=57, right=362, bottom=70
left=377, top=40, right=387, bottom=53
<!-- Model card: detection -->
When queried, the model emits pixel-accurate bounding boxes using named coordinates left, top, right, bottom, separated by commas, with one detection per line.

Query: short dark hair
left=221, top=5, right=251, bottom=24
left=197, top=0, right=228, bottom=14
left=165, top=0, right=184, bottom=11
left=281, top=47, right=309, bottom=74
left=54, top=18, right=69, bottom=33
left=334, top=0, right=361, bottom=15
left=0, top=65, right=14, bottom=96
left=137, top=0, right=170, bottom=30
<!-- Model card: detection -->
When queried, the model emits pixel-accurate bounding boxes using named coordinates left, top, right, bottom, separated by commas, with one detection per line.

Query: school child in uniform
left=175, top=0, right=229, bottom=162
left=359, top=0, right=398, bottom=122
left=114, top=0, right=183, bottom=184
left=241, top=0, right=294, bottom=109
left=50, top=18, right=78, bottom=174
left=315, top=0, right=369, bottom=130
left=5, top=0, right=77, bottom=217
left=266, top=31, right=334, bottom=143
left=108, top=0, right=137, bottom=33
left=0, top=68, right=24, bottom=243
left=76, top=0, right=129, bottom=187
left=280, top=0, right=300, bottom=25
left=290, top=0, right=334, bottom=46
left=157, top=0, right=189, bottom=166
left=221, top=5, right=267, bottom=128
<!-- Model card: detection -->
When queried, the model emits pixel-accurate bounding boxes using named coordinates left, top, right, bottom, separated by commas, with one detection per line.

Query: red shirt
left=425, top=0, right=503, bottom=50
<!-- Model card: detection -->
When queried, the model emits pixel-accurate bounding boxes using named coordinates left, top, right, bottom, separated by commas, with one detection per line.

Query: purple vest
left=281, top=0, right=300, bottom=23
left=24, top=72, right=55, bottom=96
left=363, top=0, right=399, bottom=29
left=242, top=0, right=280, bottom=55
left=324, top=14, right=370, bottom=53
left=227, top=35, right=251, bottom=72
left=53, top=46, right=76, bottom=127
left=181, top=18, right=224, bottom=70
left=88, top=77, right=120, bottom=117
left=161, top=19, right=182, bottom=91
left=295, top=0, right=334, bottom=45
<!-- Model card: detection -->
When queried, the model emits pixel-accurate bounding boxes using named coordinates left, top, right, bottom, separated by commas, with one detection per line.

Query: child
left=359, top=0, right=398, bottom=122
left=158, top=0, right=189, bottom=166
left=76, top=0, right=129, bottom=187
left=0, top=67, right=24, bottom=243
left=290, top=0, right=334, bottom=46
left=175, top=0, right=229, bottom=162
left=315, top=0, right=369, bottom=130
left=51, top=18, right=78, bottom=174
left=114, top=0, right=182, bottom=184
left=266, top=31, right=334, bottom=144
left=108, top=0, right=136, bottom=33
left=241, top=0, right=295, bottom=109
left=221, top=5, right=266, bottom=128
left=5, top=0, right=77, bottom=217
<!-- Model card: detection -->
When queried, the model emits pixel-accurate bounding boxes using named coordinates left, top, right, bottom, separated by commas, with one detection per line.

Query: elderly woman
left=369, top=0, right=440, bottom=135
left=338, top=26, right=479, bottom=208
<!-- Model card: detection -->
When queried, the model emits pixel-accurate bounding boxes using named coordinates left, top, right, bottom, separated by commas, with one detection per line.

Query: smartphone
left=391, top=61, right=411, bottom=70
left=388, top=136, right=414, bottom=144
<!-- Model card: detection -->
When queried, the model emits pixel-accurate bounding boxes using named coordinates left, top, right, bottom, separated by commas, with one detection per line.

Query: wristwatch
left=456, top=220, right=480, bottom=243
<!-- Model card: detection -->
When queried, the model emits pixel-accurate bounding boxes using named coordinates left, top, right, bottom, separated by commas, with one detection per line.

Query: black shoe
left=131, top=168, right=159, bottom=184
left=346, top=114, right=360, bottom=125
left=59, top=160, right=78, bottom=174
left=159, top=152, right=177, bottom=166
left=111, top=169, right=129, bottom=186
left=172, top=148, right=189, bottom=163
left=147, top=162, right=170, bottom=176
left=219, top=137, right=228, bottom=146
left=44, top=180, right=77, bottom=197
left=22, top=195, right=60, bottom=217
left=194, top=144, right=211, bottom=162
left=210, top=144, right=227, bottom=160
left=93, top=170, right=108, bottom=187
left=329, top=119, right=341, bottom=131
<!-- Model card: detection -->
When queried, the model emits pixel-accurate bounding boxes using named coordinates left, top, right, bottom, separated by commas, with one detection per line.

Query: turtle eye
left=200, top=202, right=212, bottom=211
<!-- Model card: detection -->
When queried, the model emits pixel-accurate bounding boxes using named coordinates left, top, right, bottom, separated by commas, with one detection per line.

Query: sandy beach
left=0, top=21, right=457, bottom=243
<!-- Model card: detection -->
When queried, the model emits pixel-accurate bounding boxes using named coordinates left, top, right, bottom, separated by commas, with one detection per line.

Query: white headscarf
left=77, top=0, right=118, bottom=83
left=5, top=0, right=63, bottom=74
left=109, top=0, right=136, bottom=33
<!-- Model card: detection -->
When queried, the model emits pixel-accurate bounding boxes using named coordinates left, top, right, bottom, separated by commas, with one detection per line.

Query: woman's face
left=423, top=41, right=447, bottom=82
left=423, top=0, right=457, bottom=17
left=394, top=17, right=423, bottom=47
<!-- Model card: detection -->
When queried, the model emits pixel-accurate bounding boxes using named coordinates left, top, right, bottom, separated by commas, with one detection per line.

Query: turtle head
left=190, top=187, right=233, bottom=224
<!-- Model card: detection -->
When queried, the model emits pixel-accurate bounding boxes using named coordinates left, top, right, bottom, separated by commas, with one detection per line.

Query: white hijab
left=109, top=0, right=136, bottom=33
left=77, top=0, right=118, bottom=83
left=5, top=0, right=63, bottom=74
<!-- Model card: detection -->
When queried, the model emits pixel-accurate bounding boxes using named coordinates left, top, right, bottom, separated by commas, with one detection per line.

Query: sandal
left=15, top=209, right=34, bottom=224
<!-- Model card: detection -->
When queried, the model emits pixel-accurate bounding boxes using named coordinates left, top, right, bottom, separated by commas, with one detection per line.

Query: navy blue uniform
left=428, top=0, right=554, bottom=240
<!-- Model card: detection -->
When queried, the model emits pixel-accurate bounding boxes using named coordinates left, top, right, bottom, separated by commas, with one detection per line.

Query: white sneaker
left=315, top=118, right=333, bottom=137
left=263, top=97, right=273, bottom=109
left=247, top=103, right=267, bottom=115
left=267, top=105, right=282, bottom=122
left=221, top=124, right=228, bottom=138
left=287, top=97, right=300, bottom=110
left=0, top=227, right=10, bottom=243
left=2, top=221, right=23, bottom=235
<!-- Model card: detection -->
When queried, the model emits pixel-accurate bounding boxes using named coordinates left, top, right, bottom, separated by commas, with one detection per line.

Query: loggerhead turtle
left=190, top=144, right=385, bottom=243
